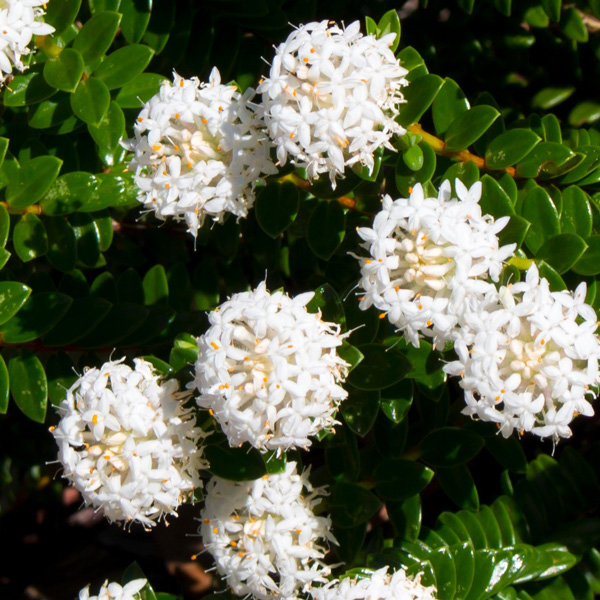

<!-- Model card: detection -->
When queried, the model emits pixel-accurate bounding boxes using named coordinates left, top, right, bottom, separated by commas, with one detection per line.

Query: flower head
left=444, top=264, right=600, bottom=441
left=123, top=69, right=276, bottom=237
left=355, top=180, right=516, bottom=348
left=258, top=20, right=408, bottom=185
left=79, top=579, right=147, bottom=600
left=52, top=358, right=207, bottom=527
left=310, top=567, right=437, bottom=600
left=194, top=282, right=349, bottom=453
left=200, top=461, right=335, bottom=600
left=0, top=0, right=54, bottom=84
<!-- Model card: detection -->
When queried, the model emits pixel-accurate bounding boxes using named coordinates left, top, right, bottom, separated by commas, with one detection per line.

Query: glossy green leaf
left=438, top=465, right=479, bottom=511
left=340, top=388, right=379, bottom=437
left=377, top=10, right=401, bottom=52
left=115, top=73, right=168, bottom=108
left=330, top=482, right=382, bottom=527
left=9, top=349, right=47, bottom=422
left=380, top=379, right=413, bottom=423
left=533, top=86, right=575, bottom=110
left=3, top=65, right=57, bottom=106
left=432, top=78, right=469, bottom=136
left=365, top=16, right=377, bottom=35
left=541, top=0, right=561, bottom=21
left=374, top=459, right=434, bottom=502
left=536, top=233, right=588, bottom=273
left=573, top=235, right=600, bottom=275
left=457, top=0, right=475, bottom=12
left=395, top=141, right=436, bottom=196
left=485, top=129, right=541, bottom=169
left=0, top=354, right=8, bottom=413
left=450, top=541, right=475, bottom=600
left=88, top=101, right=126, bottom=154
left=429, top=546, right=457, bottom=600
left=516, top=142, right=578, bottom=179
left=0, top=205, right=8, bottom=249
left=444, top=106, right=500, bottom=151
left=498, top=214, right=530, bottom=248
left=73, top=11, right=122, bottom=64
left=120, top=0, right=152, bottom=43
left=0, top=282, right=31, bottom=326
left=569, top=101, right=600, bottom=127
left=561, top=7, right=588, bottom=42
left=337, top=341, right=364, bottom=372
left=524, top=5, right=550, bottom=27
left=204, top=444, right=266, bottom=481
left=41, top=172, right=99, bottom=215
left=561, top=186, right=593, bottom=236
left=76, top=303, right=149, bottom=348
left=255, top=182, right=299, bottom=238
left=403, top=145, right=424, bottom=171
left=143, top=265, right=169, bottom=307
left=306, top=283, right=346, bottom=329
left=421, top=427, right=484, bottom=467
left=307, top=200, right=346, bottom=260
left=0, top=249, right=11, bottom=270
left=169, top=332, right=199, bottom=371
left=388, top=495, right=421, bottom=541
left=348, top=343, right=411, bottom=390
left=27, top=93, right=74, bottom=129
left=43, top=48, right=84, bottom=92
left=485, top=435, right=527, bottom=474
left=7, top=156, right=62, bottom=209
left=44, top=0, right=82, bottom=35
left=521, top=186, right=560, bottom=253
left=396, top=74, right=443, bottom=127
left=480, top=175, right=514, bottom=217
left=94, top=45, right=155, bottom=90
left=13, top=214, right=48, bottom=263
left=70, top=77, right=110, bottom=125
left=0, top=139, right=9, bottom=178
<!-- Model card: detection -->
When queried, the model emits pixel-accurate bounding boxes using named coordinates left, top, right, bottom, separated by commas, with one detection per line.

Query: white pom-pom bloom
left=311, top=567, right=437, bottom=600
left=355, top=180, right=516, bottom=348
left=200, top=461, right=335, bottom=600
left=194, top=282, right=348, bottom=453
left=0, top=0, right=54, bottom=84
left=123, top=69, right=276, bottom=237
left=258, top=20, right=408, bottom=185
left=51, top=358, right=207, bottom=527
left=444, top=264, right=600, bottom=441
left=79, top=579, right=147, bottom=600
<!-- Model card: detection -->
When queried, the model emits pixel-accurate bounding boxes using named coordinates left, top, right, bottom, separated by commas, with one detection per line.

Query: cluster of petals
left=123, top=69, right=276, bottom=237
left=355, top=180, right=516, bottom=348
left=0, top=0, right=54, bottom=84
left=52, top=358, right=207, bottom=527
left=200, top=461, right=335, bottom=600
left=194, top=281, right=349, bottom=453
left=311, top=567, right=437, bottom=600
left=79, top=579, right=147, bottom=600
left=258, top=19, right=408, bottom=185
left=444, top=264, right=600, bottom=441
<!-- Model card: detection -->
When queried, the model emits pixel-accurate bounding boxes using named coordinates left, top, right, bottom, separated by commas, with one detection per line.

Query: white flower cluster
left=200, top=461, right=335, bottom=600
left=52, top=358, right=207, bottom=527
left=355, top=180, right=515, bottom=348
left=311, top=567, right=437, bottom=600
left=444, top=264, right=600, bottom=441
left=258, top=20, right=408, bottom=185
left=194, top=281, right=349, bottom=453
left=79, top=579, right=147, bottom=600
left=123, top=69, right=276, bottom=237
left=0, top=0, right=54, bottom=84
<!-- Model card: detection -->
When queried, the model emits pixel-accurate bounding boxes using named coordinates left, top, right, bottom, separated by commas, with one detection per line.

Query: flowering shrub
left=2, top=2, right=600, bottom=600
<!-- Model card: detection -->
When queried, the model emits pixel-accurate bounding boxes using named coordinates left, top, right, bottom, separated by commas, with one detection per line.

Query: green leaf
left=43, top=48, right=84, bottom=92
left=387, top=495, right=422, bottom=540
left=374, top=459, right=434, bottom=502
left=432, top=78, right=469, bottom=136
left=76, top=303, right=149, bottom=348
left=255, top=182, right=299, bottom=238
left=0, top=282, right=31, bottom=326
left=0, top=292, right=72, bottom=343
left=485, top=129, right=542, bottom=169
left=403, top=145, right=424, bottom=171
left=341, top=388, right=379, bottom=437
left=573, top=235, right=600, bottom=275
left=307, top=200, right=346, bottom=260
left=120, top=0, right=152, bottom=43
left=8, top=349, right=48, bottom=422
left=421, top=428, right=484, bottom=467
left=330, top=482, right=382, bottom=527
left=46, top=216, right=77, bottom=272
left=485, top=434, right=527, bottom=473
left=204, top=444, right=266, bottom=481
left=536, top=233, right=588, bottom=273
left=438, top=465, right=479, bottom=511
left=450, top=541, right=475, bottom=599
left=115, top=73, right=168, bottom=108
left=306, top=283, right=346, bottom=329
left=380, top=379, right=413, bottom=423
left=532, top=86, right=575, bottom=110
left=70, top=77, right=110, bottom=125
left=561, top=7, right=588, bottom=42
left=7, top=156, right=62, bottom=209
left=569, top=102, right=600, bottom=127
left=538, top=261, right=567, bottom=291
left=377, top=10, right=401, bottom=52
left=337, top=341, right=364, bottom=372
left=395, top=141, right=436, bottom=196
left=41, top=172, right=99, bottom=215
left=44, top=0, right=82, bottom=35
left=0, top=249, right=11, bottom=269
left=444, top=106, right=500, bottom=151
left=396, top=74, right=444, bottom=127
left=365, top=16, right=378, bottom=36
left=516, top=142, right=579, bottom=179
left=3, top=65, right=57, bottom=106
left=27, top=93, right=73, bottom=129
left=94, top=45, right=155, bottom=90
left=561, top=186, right=592, bottom=237
left=143, top=265, right=169, bottom=307
left=542, top=0, right=561, bottom=22
left=457, top=0, right=475, bottom=13
left=480, top=175, right=514, bottom=218
left=13, top=213, right=48, bottom=262
left=0, top=354, right=8, bottom=413
left=169, top=332, right=199, bottom=371
left=348, top=343, right=411, bottom=391
left=0, top=139, right=9, bottom=181
left=521, top=186, right=560, bottom=253
left=429, top=546, right=458, bottom=600
left=73, top=11, right=122, bottom=64
left=88, top=101, right=126, bottom=154
left=498, top=214, right=530, bottom=248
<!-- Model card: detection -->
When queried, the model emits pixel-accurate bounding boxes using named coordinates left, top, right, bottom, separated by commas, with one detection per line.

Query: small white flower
left=354, top=180, right=516, bottom=348
left=52, top=358, right=208, bottom=527
left=123, top=69, right=277, bottom=237
left=193, top=281, right=349, bottom=453
left=258, top=20, right=408, bottom=186
left=444, top=264, right=600, bottom=441
left=200, top=461, right=335, bottom=600
left=78, top=578, right=147, bottom=600
left=0, top=0, right=54, bottom=84
left=311, top=567, right=437, bottom=600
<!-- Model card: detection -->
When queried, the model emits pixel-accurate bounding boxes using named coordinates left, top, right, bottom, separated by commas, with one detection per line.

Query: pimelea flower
left=354, top=180, right=516, bottom=348
left=0, top=0, right=54, bottom=85
left=122, top=69, right=276, bottom=237
left=311, top=567, right=437, bottom=600
left=200, top=461, right=335, bottom=600
left=78, top=579, right=147, bottom=600
left=193, top=282, right=349, bottom=453
left=444, top=264, right=600, bottom=441
left=258, top=20, right=408, bottom=185
left=51, top=358, right=207, bottom=527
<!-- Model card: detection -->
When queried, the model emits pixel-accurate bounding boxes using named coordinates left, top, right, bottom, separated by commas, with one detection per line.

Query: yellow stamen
left=92, top=414, right=98, bottom=425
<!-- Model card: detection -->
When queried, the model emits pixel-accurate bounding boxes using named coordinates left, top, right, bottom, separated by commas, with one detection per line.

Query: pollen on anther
left=165, top=184, right=170, bottom=188
left=211, top=342, right=219, bottom=350
left=203, top=518, right=210, bottom=524
left=379, top=313, right=386, bottom=319
left=152, top=145, right=161, bottom=151
left=213, top=527, right=218, bottom=533
left=418, top=304, right=423, bottom=310
left=289, top=132, right=294, bottom=139
left=137, top=117, right=143, bottom=122
left=540, top=339, right=546, bottom=345
left=179, top=79, right=184, bottom=87
left=92, top=414, right=98, bottom=425
left=202, top=118, right=208, bottom=124
left=175, top=113, right=180, bottom=119
left=303, top=57, right=309, bottom=62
